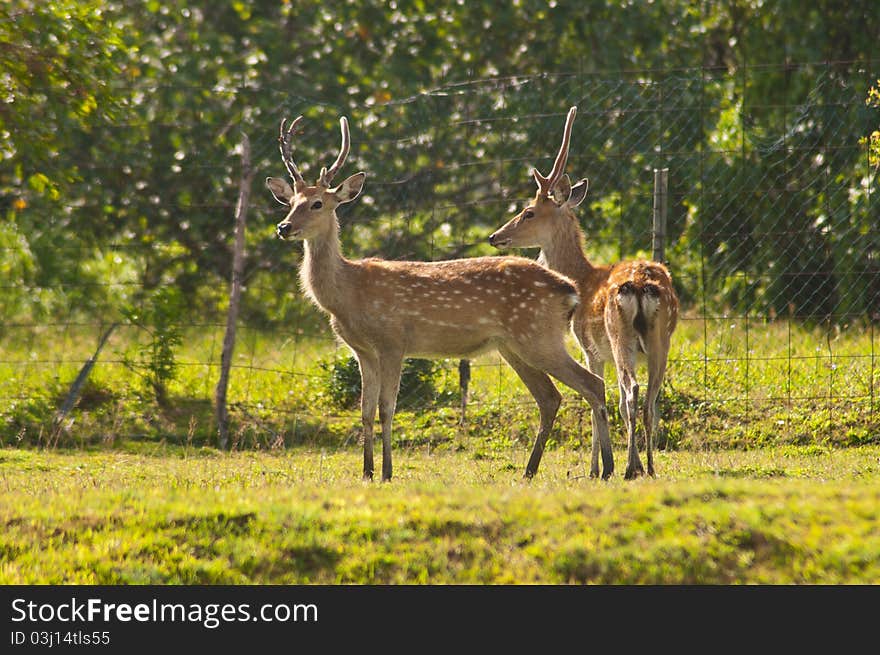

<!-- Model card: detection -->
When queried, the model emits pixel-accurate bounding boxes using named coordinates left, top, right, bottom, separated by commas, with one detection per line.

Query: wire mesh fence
left=1, top=59, right=878, bottom=448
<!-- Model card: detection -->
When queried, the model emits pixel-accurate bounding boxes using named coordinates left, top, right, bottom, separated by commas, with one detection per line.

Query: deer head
left=266, top=116, right=366, bottom=240
left=488, top=106, right=590, bottom=250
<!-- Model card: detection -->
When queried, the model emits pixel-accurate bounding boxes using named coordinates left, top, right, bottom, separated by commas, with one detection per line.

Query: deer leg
left=378, top=353, right=403, bottom=482
left=619, top=376, right=642, bottom=479
left=609, top=338, right=642, bottom=480
left=642, top=335, right=671, bottom=478
left=524, top=346, right=613, bottom=480
left=356, top=351, right=380, bottom=481
left=498, top=346, right=563, bottom=479
left=583, top=351, right=606, bottom=480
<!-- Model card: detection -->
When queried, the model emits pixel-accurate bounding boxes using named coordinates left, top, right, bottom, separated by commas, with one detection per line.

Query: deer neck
left=300, top=218, right=348, bottom=314
left=537, top=213, right=594, bottom=284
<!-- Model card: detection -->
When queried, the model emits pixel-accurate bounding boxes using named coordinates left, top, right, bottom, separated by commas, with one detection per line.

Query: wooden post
left=52, top=322, right=118, bottom=439
left=458, top=359, right=470, bottom=424
left=652, top=167, right=669, bottom=263
left=652, top=167, right=669, bottom=449
left=215, top=132, right=254, bottom=449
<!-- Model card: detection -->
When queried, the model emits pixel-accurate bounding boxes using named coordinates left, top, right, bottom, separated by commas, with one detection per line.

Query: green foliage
left=0, top=390, right=53, bottom=446
left=319, top=353, right=453, bottom=410
left=397, top=358, right=456, bottom=409
left=0, top=216, right=37, bottom=320
left=2, top=1, right=878, bottom=325
left=863, top=78, right=880, bottom=169
left=0, top=1, right=129, bottom=173
left=319, top=354, right=363, bottom=409
left=121, top=287, right=184, bottom=405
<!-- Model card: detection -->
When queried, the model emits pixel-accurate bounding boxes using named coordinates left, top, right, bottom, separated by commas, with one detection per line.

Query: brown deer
left=489, top=107, right=679, bottom=479
left=266, top=114, right=614, bottom=481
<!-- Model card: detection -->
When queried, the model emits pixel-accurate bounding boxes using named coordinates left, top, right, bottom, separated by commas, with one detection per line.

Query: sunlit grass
left=1, top=445, right=878, bottom=584
left=0, top=314, right=877, bottom=450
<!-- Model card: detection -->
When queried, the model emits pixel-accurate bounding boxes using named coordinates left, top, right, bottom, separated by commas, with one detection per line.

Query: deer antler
left=533, top=106, right=577, bottom=196
left=279, top=116, right=306, bottom=188
left=318, top=117, right=351, bottom=187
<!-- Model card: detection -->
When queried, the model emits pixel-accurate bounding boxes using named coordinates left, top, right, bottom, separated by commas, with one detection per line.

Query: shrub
left=121, top=287, right=184, bottom=406
left=319, top=354, right=451, bottom=410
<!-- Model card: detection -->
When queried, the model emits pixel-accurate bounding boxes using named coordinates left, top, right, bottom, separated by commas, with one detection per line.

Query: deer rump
left=605, top=261, right=672, bottom=355
left=614, top=281, right=662, bottom=353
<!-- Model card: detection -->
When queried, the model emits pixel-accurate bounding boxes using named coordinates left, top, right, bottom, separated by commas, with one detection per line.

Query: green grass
left=1, top=314, right=878, bottom=451
left=1, top=444, right=878, bottom=584
left=1, top=313, right=878, bottom=583
left=662, top=316, right=879, bottom=449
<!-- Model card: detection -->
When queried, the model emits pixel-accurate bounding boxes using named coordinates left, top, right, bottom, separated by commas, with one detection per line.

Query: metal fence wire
left=1, top=59, right=878, bottom=448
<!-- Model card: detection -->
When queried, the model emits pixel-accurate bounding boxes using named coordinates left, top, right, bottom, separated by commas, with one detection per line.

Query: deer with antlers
left=489, top=107, right=679, bottom=479
left=267, top=114, right=615, bottom=481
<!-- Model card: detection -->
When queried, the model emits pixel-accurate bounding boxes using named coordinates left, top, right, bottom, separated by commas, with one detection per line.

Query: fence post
left=652, top=167, right=669, bottom=450
left=458, top=359, right=470, bottom=424
left=215, top=132, right=254, bottom=449
left=52, top=322, right=118, bottom=442
left=652, top=167, right=669, bottom=263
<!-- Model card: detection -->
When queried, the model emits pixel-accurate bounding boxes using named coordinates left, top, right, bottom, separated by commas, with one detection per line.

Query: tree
left=1, top=0, right=878, bottom=324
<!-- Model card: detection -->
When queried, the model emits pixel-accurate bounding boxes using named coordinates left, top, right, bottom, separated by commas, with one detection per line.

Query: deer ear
left=331, top=172, right=366, bottom=204
left=567, top=178, right=590, bottom=208
left=551, top=174, right=572, bottom=205
left=266, top=177, right=295, bottom=204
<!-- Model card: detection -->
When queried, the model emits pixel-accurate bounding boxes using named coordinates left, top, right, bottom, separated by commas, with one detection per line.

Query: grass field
left=1, top=313, right=878, bottom=449
left=0, top=314, right=878, bottom=584
left=1, top=444, right=879, bottom=584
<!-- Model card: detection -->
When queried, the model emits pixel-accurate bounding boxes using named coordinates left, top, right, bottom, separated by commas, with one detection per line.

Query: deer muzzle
left=488, top=232, right=512, bottom=249
left=276, top=221, right=300, bottom=240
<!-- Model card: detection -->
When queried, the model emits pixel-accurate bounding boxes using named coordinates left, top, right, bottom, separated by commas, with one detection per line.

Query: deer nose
left=276, top=222, right=291, bottom=238
left=488, top=232, right=513, bottom=249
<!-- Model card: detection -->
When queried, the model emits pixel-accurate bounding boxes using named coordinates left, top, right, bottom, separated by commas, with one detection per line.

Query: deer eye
left=523, top=209, right=535, bottom=219
left=310, top=200, right=323, bottom=210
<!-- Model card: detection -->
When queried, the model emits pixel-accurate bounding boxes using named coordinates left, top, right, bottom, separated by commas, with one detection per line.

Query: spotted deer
left=267, top=115, right=614, bottom=481
left=489, top=107, right=679, bottom=479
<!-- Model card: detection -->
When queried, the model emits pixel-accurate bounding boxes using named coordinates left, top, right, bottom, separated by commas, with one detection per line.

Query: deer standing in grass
left=489, top=107, right=679, bottom=479
left=267, top=115, right=614, bottom=481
